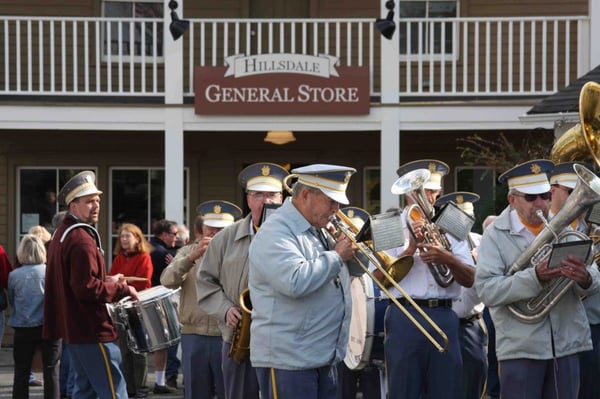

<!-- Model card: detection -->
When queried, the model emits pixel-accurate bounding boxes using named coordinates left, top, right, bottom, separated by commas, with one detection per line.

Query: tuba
left=391, top=169, right=455, bottom=287
left=228, top=288, right=252, bottom=363
left=506, top=81, right=600, bottom=323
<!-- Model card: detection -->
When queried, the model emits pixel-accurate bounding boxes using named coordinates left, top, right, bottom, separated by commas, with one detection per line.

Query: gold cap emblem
left=428, top=162, right=437, bottom=172
left=261, top=165, right=271, bottom=176
left=456, top=195, right=464, bottom=204
left=530, top=163, right=541, bottom=174
left=348, top=209, right=355, bottom=218
left=344, top=171, right=351, bottom=184
left=213, top=204, right=222, bottom=214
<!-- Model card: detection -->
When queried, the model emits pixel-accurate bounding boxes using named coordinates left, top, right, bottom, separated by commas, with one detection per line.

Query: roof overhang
left=518, top=111, right=579, bottom=128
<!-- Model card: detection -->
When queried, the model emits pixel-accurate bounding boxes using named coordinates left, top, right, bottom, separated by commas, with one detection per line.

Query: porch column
left=164, top=0, right=185, bottom=224
left=590, top=0, right=600, bottom=69
left=379, top=0, right=401, bottom=212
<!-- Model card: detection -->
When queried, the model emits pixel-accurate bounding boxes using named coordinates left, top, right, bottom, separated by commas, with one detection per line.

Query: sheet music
left=371, top=211, right=404, bottom=251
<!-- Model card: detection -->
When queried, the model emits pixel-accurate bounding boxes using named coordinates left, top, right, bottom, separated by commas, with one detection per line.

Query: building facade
left=0, top=0, right=598, bottom=261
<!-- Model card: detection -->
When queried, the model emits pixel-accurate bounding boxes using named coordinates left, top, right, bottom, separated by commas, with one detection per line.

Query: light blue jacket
left=8, top=263, right=46, bottom=328
left=248, top=199, right=355, bottom=370
left=475, top=206, right=599, bottom=361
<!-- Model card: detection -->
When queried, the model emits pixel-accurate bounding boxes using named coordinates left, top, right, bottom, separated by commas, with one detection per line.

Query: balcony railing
left=0, top=15, right=590, bottom=100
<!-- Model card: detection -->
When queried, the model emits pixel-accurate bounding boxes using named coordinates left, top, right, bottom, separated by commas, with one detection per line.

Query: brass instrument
left=228, top=288, right=252, bottom=363
left=330, top=210, right=449, bottom=353
left=549, top=81, right=600, bottom=168
left=335, top=210, right=414, bottom=287
left=391, top=168, right=455, bottom=287
left=282, top=173, right=413, bottom=285
left=505, top=166, right=600, bottom=323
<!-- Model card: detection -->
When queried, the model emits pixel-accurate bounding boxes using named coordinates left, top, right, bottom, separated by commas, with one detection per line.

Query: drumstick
left=122, top=276, right=149, bottom=282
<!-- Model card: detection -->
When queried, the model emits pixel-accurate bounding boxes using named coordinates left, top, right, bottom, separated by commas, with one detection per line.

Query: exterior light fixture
left=376, top=0, right=396, bottom=40
left=169, top=0, right=189, bottom=41
left=264, top=131, right=296, bottom=145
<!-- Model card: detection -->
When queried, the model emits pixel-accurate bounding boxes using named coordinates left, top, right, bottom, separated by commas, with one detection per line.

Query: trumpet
left=329, top=210, right=449, bottom=353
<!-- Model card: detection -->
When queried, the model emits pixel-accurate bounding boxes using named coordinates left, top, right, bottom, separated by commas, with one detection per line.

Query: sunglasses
left=512, top=192, right=552, bottom=202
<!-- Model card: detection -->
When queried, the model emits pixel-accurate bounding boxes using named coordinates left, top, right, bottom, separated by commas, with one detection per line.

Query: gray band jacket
left=248, top=199, right=364, bottom=370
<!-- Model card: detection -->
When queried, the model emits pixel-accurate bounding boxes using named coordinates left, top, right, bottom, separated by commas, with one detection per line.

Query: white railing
left=0, top=15, right=589, bottom=99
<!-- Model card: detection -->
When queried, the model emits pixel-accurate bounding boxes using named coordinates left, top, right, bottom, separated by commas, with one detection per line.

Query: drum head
left=344, top=274, right=375, bottom=370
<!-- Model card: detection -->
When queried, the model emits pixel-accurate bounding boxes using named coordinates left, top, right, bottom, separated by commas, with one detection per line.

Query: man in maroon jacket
left=43, top=170, right=138, bottom=398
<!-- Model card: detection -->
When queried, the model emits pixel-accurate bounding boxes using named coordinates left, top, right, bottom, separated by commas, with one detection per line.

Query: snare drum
left=344, top=274, right=387, bottom=370
left=109, top=285, right=181, bottom=354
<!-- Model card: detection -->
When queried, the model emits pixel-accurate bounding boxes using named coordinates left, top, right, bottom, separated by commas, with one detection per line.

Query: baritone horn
left=329, top=211, right=449, bottom=353
left=391, top=168, right=455, bottom=287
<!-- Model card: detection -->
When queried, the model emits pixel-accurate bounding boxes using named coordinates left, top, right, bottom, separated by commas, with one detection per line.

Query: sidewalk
left=0, top=347, right=184, bottom=399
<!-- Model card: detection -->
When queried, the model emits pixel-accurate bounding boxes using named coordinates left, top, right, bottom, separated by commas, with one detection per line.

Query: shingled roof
left=527, top=65, right=600, bottom=115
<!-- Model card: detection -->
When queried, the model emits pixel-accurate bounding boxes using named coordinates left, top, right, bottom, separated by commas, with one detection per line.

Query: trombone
left=330, top=210, right=449, bottom=353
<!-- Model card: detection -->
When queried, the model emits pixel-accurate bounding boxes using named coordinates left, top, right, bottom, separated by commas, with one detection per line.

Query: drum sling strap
left=60, top=222, right=104, bottom=255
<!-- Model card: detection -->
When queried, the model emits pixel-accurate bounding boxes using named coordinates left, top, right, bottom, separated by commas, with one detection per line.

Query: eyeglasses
left=247, top=191, right=281, bottom=200
left=551, top=184, right=573, bottom=195
left=512, top=192, right=552, bottom=202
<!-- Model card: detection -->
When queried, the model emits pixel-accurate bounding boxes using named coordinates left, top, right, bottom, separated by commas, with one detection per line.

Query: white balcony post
left=380, top=0, right=401, bottom=212
left=590, top=0, right=600, bottom=70
left=164, top=0, right=185, bottom=224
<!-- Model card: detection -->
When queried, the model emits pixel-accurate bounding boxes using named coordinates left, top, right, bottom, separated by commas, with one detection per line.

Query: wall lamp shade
left=264, top=131, right=296, bottom=145
left=168, top=0, right=189, bottom=41
left=376, top=0, right=396, bottom=40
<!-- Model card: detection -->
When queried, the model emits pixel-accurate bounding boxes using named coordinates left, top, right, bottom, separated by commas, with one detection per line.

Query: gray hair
left=17, top=234, right=47, bottom=265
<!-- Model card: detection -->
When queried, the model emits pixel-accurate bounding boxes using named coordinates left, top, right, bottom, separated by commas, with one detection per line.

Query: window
left=399, top=0, right=457, bottom=59
left=109, top=168, right=189, bottom=261
left=102, top=0, right=164, bottom=59
left=17, top=167, right=94, bottom=241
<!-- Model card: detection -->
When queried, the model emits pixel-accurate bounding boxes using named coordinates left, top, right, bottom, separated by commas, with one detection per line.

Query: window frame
left=399, top=0, right=459, bottom=63
left=101, top=0, right=165, bottom=64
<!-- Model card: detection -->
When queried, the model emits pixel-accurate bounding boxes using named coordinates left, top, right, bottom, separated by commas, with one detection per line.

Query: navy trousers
left=499, top=355, right=579, bottom=399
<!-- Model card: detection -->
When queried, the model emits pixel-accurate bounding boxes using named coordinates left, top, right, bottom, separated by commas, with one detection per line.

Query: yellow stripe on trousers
left=97, top=343, right=118, bottom=399
left=270, top=368, right=279, bottom=399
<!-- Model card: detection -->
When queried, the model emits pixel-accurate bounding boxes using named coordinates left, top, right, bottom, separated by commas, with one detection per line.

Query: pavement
left=0, top=346, right=184, bottom=398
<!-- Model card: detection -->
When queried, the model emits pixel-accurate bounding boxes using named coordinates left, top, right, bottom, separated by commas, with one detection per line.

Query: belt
left=460, top=313, right=482, bottom=324
left=396, top=298, right=453, bottom=308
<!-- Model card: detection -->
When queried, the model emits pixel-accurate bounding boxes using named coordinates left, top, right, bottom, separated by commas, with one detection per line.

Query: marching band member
left=44, top=171, right=138, bottom=398
left=248, top=164, right=363, bottom=399
left=161, top=200, right=242, bottom=399
left=548, top=162, right=600, bottom=399
left=475, top=160, right=600, bottom=399
left=387, top=160, right=475, bottom=399
left=549, top=162, right=587, bottom=232
left=436, top=192, right=487, bottom=399
left=196, top=163, right=288, bottom=399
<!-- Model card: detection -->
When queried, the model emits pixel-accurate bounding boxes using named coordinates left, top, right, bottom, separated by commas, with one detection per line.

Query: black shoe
left=128, top=391, right=147, bottom=398
left=166, top=375, right=178, bottom=389
left=153, top=384, right=177, bottom=394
